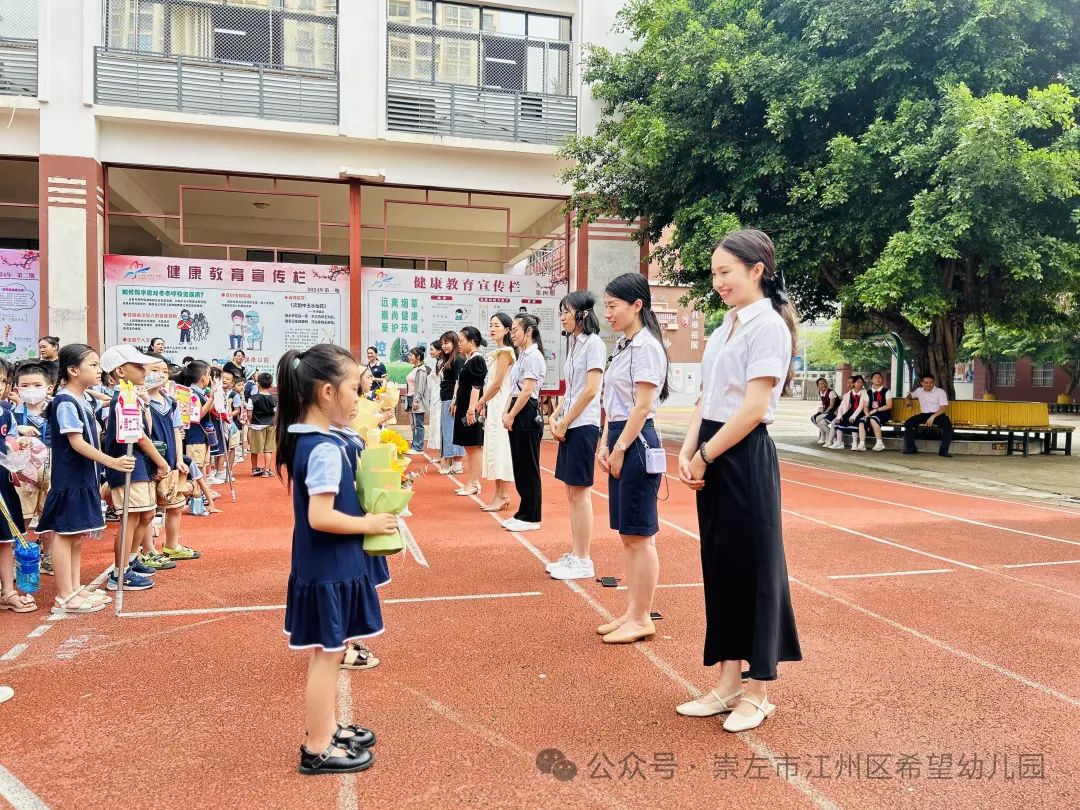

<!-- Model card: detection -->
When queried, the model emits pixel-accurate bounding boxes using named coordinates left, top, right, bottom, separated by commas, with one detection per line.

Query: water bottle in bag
left=14, top=541, right=40, bottom=594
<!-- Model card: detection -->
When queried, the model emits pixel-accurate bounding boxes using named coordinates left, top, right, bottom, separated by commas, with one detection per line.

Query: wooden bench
left=886, top=399, right=1073, bottom=456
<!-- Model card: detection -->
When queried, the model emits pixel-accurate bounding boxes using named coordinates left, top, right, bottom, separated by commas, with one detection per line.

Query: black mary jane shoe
left=298, top=742, right=374, bottom=775
left=334, top=723, right=376, bottom=751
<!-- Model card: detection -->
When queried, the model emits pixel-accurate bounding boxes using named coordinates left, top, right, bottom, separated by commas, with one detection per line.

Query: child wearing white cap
left=99, top=345, right=171, bottom=592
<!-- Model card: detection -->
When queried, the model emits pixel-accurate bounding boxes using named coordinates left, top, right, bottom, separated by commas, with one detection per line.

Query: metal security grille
left=97, top=1, right=339, bottom=123
left=385, top=12, right=575, bottom=144
left=0, top=0, right=39, bottom=96
left=103, top=0, right=338, bottom=71
left=386, top=22, right=569, bottom=95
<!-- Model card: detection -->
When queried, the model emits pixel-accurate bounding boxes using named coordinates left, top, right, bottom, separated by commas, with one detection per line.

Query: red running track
left=0, top=441, right=1077, bottom=809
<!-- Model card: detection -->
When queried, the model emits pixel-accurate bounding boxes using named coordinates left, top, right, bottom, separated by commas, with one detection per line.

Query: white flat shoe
left=723, top=696, right=776, bottom=732
left=676, top=688, right=743, bottom=717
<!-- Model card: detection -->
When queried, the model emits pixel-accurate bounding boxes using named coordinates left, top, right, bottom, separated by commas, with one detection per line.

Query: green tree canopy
left=561, top=0, right=1080, bottom=397
left=805, top=322, right=893, bottom=372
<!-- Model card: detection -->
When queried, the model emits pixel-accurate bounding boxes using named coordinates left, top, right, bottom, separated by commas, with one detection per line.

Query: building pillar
left=37, top=0, right=103, bottom=346
left=37, top=156, right=104, bottom=346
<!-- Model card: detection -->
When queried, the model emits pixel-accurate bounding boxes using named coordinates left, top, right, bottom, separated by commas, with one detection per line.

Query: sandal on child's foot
left=298, top=743, right=374, bottom=775
left=333, top=723, right=376, bottom=750
left=341, top=643, right=380, bottom=671
left=51, top=594, right=105, bottom=615
left=0, top=591, right=37, bottom=613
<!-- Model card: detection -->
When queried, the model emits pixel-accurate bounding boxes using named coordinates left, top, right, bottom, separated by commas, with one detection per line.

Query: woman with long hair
left=676, top=228, right=801, bottom=732
left=501, top=313, right=546, bottom=532
left=547, top=291, right=605, bottom=581
left=437, top=331, right=465, bottom=475
left=426, top=341, right=443, bottom=459
left=476, top=313, right=516, bottom=512
left=451, top=326, right=488, bottom=496
left=596, top=274, right=670, bottom=643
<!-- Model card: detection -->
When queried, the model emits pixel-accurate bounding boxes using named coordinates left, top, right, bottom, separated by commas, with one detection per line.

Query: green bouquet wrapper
left=361, top=487, right=414, bottom=556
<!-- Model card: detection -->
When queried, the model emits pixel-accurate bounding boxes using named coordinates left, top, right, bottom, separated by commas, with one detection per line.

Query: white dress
left=482, top=347, right=515, bottom=481
left=426, top=363, right=442, bottom=452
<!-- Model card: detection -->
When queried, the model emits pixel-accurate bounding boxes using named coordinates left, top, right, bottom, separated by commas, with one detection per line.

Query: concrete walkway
left=656, top=400, right=1080, bottom=509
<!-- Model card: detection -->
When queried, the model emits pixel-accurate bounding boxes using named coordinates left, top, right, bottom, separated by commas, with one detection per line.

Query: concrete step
left=820, top=436, right=1044, bottom=456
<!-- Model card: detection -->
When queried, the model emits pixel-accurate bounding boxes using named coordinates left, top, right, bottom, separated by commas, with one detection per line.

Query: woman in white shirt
left=676, top=229, right=802, bottom=733
left=476, top=313, right=516, bottom=512
left=501, top=313, right=547, bottom=531
left=548, top=291, right=605, bottom=581
left=596, top=273, right=670, bottom=644
left=425, top=342, right=443, bottom=457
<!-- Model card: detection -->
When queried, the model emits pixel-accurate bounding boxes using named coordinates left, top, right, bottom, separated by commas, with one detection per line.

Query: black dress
left=452, top=353, right=487, bottom=448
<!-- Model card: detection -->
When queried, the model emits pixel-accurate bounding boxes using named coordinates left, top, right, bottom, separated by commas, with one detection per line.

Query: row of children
left=0, top=343, right=281, bottom=616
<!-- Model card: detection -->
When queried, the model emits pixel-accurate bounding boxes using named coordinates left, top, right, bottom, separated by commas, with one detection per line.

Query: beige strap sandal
left=676, top=688, right=743, bottom=717
left=723, top=695, right=776, bottom=733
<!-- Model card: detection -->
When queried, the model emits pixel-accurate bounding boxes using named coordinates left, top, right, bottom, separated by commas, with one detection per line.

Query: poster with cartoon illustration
left=359, top=267, right=567, bottom=391
left=104, top=255, right=349, bottom=375
left=0, top=249, right=42, bottom=361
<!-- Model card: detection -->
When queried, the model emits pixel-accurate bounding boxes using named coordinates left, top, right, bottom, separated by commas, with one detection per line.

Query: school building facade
left=0, top=0, right=687, bottom=374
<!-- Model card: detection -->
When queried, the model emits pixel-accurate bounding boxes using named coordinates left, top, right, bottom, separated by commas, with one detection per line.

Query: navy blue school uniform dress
left=148, top=396, right=180, bottom=468
left=37, top=391, right=105, bottom=537
left=0, top=404, right=26, bottom=540
left=283, top=426, right=384, bottom=651
left=331, top=425, right=391, bottom=589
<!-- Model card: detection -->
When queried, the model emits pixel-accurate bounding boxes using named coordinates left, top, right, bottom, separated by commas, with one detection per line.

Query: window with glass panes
left=996, top=361, right=1016, bottom=387
left=1031, top=362, right=1055, bottom=387
left=386, top=1, right=570, bottom=95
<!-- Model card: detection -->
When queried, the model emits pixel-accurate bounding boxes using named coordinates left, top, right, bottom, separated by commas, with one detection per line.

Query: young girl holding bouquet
left=275, top=344, right=396, bottom=775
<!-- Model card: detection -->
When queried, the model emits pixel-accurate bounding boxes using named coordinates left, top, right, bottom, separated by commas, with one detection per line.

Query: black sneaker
left=298, top=744, right=374, bottom=776
left=105, top=507, right=121, bottom=522
left=251, top=468, right=263, bottom=476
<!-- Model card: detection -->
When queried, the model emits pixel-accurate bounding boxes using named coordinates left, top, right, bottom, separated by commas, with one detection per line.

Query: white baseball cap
left=99, top=344, right=160, bottom=373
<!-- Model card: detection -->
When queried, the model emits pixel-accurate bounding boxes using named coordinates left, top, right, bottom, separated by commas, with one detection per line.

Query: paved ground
left=656, top=400, right=1080, bottom=508
left=1, top=435, right=1077, bottom=809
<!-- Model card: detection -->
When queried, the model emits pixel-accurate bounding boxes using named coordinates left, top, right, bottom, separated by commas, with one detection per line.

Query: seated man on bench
left=903, top=373, right=953, bottom=458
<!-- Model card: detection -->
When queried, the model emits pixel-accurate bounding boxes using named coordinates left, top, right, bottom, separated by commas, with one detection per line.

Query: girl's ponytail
left=274, top=343, right=356, bottom=483
left=714, top=229, right=798, bottom=395
left=274, top=349, right=303, bottom=481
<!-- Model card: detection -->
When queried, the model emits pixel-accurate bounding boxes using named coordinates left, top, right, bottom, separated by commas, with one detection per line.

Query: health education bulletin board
left=359, top=267, right=568, bottom=391
left=104, top=255, right=350, bottom=376
left=0, top=249, right=42, bottom=362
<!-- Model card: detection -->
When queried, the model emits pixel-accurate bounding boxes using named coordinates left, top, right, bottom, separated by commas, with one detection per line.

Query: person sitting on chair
left=903, top=373, right=953, bottom=457
left=811, top=377, right=839, bottom=445
left=826, top=375, right=868, bottom=449
left=856, top=371, right=893, bottom=452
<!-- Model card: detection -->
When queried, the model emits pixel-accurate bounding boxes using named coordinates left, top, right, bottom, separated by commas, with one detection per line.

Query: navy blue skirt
left=0, top=472, right=24, bottom=542
left=607, top=420, right=661, bottom=536
left=555, top=424, right=600, bottom=487
left=37, top=487, right=106, bottom=537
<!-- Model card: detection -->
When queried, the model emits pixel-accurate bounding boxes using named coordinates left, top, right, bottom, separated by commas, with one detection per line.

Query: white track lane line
left=780, top=476, right=1080, bottom=548
left=426, top=454, right=841, bottom=810
left=1002, top=559, right=1080, bottom=569
left=525, top=453, right=1080, bottom=712
left=337, top=671, right=357, bottom=810
left=785, top=510, right=1079, bottom=602
left=777, top=455, right=1080, bottom=515
left=826, top=569, right=954, bottom=580
left=0, top=644, right=28, bottom=661
left=0, top=763, right=50, bottom=810
left=790, top=577, right=1080, bottom=711
left=119, top=592, right=544, bottom=619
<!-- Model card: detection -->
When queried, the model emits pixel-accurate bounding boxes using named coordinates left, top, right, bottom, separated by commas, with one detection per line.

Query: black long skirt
left=697, top=420, right=801, bottom=681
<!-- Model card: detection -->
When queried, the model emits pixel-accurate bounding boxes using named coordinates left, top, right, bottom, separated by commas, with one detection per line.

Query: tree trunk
left=926, top=314, right=964, bottom=400
left=1065, top=362, right=1079, bottom=397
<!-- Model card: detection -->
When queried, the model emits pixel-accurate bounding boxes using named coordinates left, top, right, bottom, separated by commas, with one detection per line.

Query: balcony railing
left=0, top=37, right=38, bottom=97
left=386, top=78, right=575, bottom=145
left=94, top=48, right=338, bottom=125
